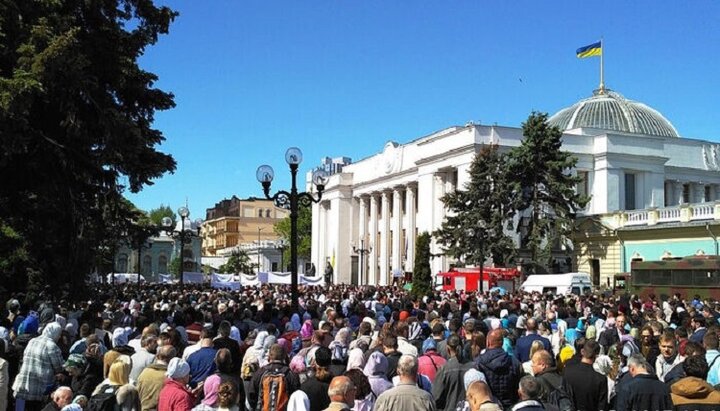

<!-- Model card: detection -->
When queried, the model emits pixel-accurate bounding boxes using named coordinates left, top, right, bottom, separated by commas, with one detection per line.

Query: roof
left=548, top=89, right=679, bottom=138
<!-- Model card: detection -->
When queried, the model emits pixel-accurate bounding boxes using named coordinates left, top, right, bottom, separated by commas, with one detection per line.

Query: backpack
left=545, top=379, right=574, bottom=411
left=86, top=385, right=119, bottom=411
left=259, top=369, right=290, bottom=411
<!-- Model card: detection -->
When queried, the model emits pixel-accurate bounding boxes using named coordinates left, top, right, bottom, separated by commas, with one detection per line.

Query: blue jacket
left=476, top=348, right=523, bottom=408
left=515, top=333, right=552, bottom=363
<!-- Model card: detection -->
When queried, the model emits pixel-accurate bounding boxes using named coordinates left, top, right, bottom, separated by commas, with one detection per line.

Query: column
left=391, top=188, right=402, bottom=276
left=380, top=191, right=390, bottom=286
left=664, top=181, right=674, bottom=207
left=368, top=195, right=378, bottom=285
left=405, top=185, right=417, bottom=272
left=357, top=197, right=367, bottom=284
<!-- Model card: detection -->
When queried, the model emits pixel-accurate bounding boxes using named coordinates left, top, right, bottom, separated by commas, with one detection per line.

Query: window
left=624, top=173, right=636, bottom=210
left=705, top=185, right=712, bottom=202
left=682, top=184, right=690, bottom=204
left=577, top=171, right=589, bottom=198
left=158, top=255, right=168, bottom=274
left=542, top=287, right=557, bottom=294
left=117, top=254, right=128, bottom=273
left=571, top=287, right=581, bottom=295
left=142, top=255, right=152, bottom=275
left=258, top=209, right=263, bottom=218
left=271, top=262, right=278, bottom=271
left=693, top=270, right=720, bottom=287
left=265, top=209, right=271, bottom=218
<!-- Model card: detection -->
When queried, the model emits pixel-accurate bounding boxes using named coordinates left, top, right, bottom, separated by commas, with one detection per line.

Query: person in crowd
left=655, top=331, right=683, bottom=382
left=516, top=319, right=552, bottom=363
left=638, top=325, right=660, bottom=368
left=157, top=357, right=195, bottom=411
left=563, top=340, right=608, bottom=411
left=249, top=344, right=300, bottom=411
left=363, top=351, right=393, bottom=398
left=190, top=374, right=220, bottom=411
left=12, top=322, right=64, bottom=411
left=417, top=338, right=446, bottom=383
left=530, top=350, right=571, bottom=409
left=702, top=331, right=720, bottom=386
left=521, top=340, right=545, bottom=376
left=374, top=355, right=435, bottom=411
left=598, top=315, right=626, bottom=354
left=394, top=321, right=418, bottom=357
left=475, top=329, right=523, bottom=409
left=91, top=356, right=141, bottom=411
left=186, top=327, right=217, bottom=389
left=465, top=380, right=502, bottom=411
left=689, top=316, right=708, bottom=344
left=213, top=321, right=242, bottom=374
left=343, top=368, right=373, bottom=411
left=137, top=345, right=176, bottom=411
left=215, top=381, right=239, bottom=411
left=40, top=386, right=72, bottom=411
left=64, top=353, right=102, bottom=399
left=380, top=335, right=402, bottom=380
left=130, top=334, right=158, bottom=382
left=511, top=376, right=551, bottom=411
left=300, top=346, right=333, bottom=411
left=615, top=354, right=671, bottom=411
left=670, top=354, right=720, bottom=410
left=322, top=376, right=355, bottom=411
left=432, top=334, right=474, bottom=411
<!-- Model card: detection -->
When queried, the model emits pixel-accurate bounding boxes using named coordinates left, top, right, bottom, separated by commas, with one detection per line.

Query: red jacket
left=418, top=350, right=447, bottom=383
left=157, top=378, right=195, bottom=411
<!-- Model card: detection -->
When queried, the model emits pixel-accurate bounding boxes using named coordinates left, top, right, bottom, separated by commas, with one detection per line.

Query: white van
left=520, top=272, right=593, bottom=295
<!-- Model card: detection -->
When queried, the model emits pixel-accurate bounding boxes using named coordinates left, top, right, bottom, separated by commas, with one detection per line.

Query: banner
left=300, top=275, right=324, bottom=285
left=182, top=272, right=205, bottom=284
left=106, top=273, right=145, bottom=284
left=158, top=274, right=173, bottom=284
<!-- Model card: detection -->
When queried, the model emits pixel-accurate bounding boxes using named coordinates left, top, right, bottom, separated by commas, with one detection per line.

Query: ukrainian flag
left=576, top=41, right=602, bottom=58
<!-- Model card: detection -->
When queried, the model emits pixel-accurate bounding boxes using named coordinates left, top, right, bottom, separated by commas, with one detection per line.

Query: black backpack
left=545, top=379, right=574, bottom=411
left=86, top=385, right=119, bottom=411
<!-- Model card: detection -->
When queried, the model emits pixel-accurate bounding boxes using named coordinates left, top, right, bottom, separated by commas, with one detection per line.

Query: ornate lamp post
left=257, top=147, right=327, bottom=310
left=277, top=239, right=288, bottom=272
left=161, top=206, right=200, bottom=286
left=352, top=239, right=372, bottom=285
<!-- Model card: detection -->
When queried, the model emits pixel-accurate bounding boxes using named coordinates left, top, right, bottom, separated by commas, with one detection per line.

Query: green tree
left=412, top=232, right=432, bottom=296
left=433, top=144, right=516, bottom=267
left=148, top=205, right=176, bottom=228
left=274, top=205, right=311, bottom=264
left=168, top=256, right=181, bottom=278
left=218, top=249, right=254, bottom=274
left=0, top=1, right=177, bottom=297
left=507, top=112, right=590, bottom=273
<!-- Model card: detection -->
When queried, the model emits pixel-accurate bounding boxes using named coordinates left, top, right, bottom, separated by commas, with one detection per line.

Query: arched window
left=117, top=253, right=128, bottom=273
left=258, top=209, right=263, bottom=218
left=158, top=255, right=168, bottom=274
left=265, top=209, right=271, bottom=218
left=142, top=255, right=152, bottom=275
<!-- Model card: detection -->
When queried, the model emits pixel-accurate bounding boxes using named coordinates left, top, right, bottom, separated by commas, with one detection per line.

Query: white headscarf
left=42, top=322, right=62, bottom=342
left=287, top=390, right=310, bottom=411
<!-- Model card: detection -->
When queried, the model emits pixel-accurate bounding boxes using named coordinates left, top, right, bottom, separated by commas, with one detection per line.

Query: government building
left=311, top=87, right=720, bottom=287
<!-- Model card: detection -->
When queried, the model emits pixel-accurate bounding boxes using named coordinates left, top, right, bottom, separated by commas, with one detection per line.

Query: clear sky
left=128, top=0, right=720, bottom=219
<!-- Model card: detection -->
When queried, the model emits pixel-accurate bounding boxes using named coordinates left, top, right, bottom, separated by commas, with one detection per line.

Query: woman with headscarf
left=344, top=368, right=373, bottom=411
left=91, top=355, right=141, bottom=411
left=362, top=351, right=393, bottom=398
left=299, top=346, right=333, bottom=411
left=103, top=328, right=135, bottom=378
left=12, top=322, right=64, bottom=408
left=328, top=328, right=351, bottom=376
left=287, top=390, right=310, bottom=411
left=191, top=374, right=221, bottom=411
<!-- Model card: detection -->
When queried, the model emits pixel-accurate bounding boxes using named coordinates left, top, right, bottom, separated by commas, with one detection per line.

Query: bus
left=626, top=256, right=720, bottom=299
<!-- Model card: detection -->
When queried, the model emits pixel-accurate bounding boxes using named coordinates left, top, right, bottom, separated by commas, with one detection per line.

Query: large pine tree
left=433, top=144, right=515, bottom=267
left=508, top=112, right=589, bottom=272
left=0, top=1, right=177, bottom=297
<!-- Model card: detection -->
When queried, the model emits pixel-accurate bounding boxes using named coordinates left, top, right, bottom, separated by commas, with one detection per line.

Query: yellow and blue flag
left=576, top=41, right=602, bottom=58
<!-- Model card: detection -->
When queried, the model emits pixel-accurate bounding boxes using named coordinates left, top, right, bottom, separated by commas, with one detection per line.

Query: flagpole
left=599, top=37, right=605, bottom=94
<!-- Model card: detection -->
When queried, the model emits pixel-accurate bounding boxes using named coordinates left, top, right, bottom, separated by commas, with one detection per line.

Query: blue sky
left=128, top=1, right=720, bottom=218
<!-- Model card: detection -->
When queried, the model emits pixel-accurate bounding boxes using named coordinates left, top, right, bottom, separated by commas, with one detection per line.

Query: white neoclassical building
left=311, top=88, right=720, bottom=286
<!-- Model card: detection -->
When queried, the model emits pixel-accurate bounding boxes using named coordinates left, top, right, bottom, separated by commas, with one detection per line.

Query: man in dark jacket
left=432, top=334, right=474, bottom=411
left=563, top=340, right=608, bottom=411
left=515, top=319, right=552, bottom=363
left=531, top=350, right=572, bottom=410
left=476, top=329, right=523, bottom=409
left=382, top=335, right=402, bottom=380
left=511, top=376, right=556, bottom=411
left=249, top=344, right=301, bottom=410
left=615, top=354, right=671, bottom=411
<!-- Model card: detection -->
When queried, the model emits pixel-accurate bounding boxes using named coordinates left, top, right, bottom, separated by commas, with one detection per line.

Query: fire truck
left=436, top=266, right=522, bottom=292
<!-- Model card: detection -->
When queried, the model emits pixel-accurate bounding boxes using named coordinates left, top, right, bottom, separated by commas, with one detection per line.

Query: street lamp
left=277, top=239, right=288, bottom=272
left=162, top=206, right=194, bottom=286
left=257, top=147, right=327, bottom=310
left=257, top=227, right=264, bottom=273
left=352, top=239, right=372, bottom=285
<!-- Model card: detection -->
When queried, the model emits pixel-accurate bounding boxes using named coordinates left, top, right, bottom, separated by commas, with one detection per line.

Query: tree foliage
left=433, top=144, right=516, bottom=266
left=507, top=112, right=590, bottom=272
left=412, top=232, right=432, bottom=296
left=274, top=205, right=311, bottom=264
left=218, top=249, right=254, bottom=275
left=0, top=1, right=177, bottom=298
left=148, top=205, right=176, bottom=228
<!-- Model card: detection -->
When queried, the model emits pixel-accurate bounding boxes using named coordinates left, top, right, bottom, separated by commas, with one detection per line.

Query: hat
left=422, top=338, right=437, bottom=354
left=64, top=353, right=87, bottom=370
left=166, top=357, right=191, bottom=379
left=464, top=369, right=487, bottom=390
left=399, top=311, right=410, bottom=321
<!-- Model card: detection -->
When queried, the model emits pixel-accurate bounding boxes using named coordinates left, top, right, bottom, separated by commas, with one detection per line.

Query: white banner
left=300, top=275, right=324, bottom=285
left=106, top=273, right=145, bottom=284
left=158, top=274, right=173, bottom=284
left=240, top=274, right=260, bottom=287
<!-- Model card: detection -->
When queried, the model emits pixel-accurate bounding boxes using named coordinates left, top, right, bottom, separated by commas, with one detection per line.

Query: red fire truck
left=437, top=266, right=521, bottom=292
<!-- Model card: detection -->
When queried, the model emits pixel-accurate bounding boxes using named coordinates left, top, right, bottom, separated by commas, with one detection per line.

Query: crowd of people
left=0, top=282, right=719, bottom=411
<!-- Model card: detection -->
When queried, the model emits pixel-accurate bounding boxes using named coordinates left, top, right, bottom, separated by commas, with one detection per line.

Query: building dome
left=548, top=89, right=679, bottom=137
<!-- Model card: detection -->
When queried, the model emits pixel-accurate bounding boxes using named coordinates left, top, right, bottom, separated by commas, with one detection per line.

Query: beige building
left=202, top=196, right=289, bottom=256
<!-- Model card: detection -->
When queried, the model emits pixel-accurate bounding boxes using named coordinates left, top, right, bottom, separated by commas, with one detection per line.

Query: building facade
left=311, top=88, right=720, bottom=286
left=202, top=197, right=289, bottom=256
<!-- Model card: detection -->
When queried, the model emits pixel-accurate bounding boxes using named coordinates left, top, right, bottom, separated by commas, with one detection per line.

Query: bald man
left=44, top=386, right=73, bottom=411
left=475, top=329, right=523, bottom=409
left=323, top=376, right=356, bottom=411
left=515, top=318, right=551, bottom=362
left=466, top=381, right=502, bottom=411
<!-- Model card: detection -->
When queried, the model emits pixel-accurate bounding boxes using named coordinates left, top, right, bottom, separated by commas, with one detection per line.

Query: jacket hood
left=363, top=351, right=388, bottom=376
left=671, top=377, right=715, bottom=399
left=479, top=348, right=513, bottom=371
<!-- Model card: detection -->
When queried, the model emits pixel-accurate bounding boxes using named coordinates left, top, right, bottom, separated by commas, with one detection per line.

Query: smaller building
left=202, top=196, right=289, bottom=256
